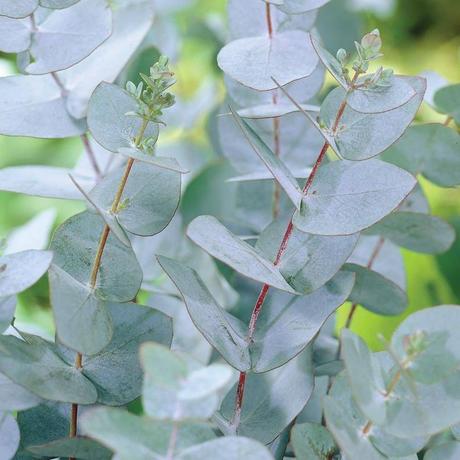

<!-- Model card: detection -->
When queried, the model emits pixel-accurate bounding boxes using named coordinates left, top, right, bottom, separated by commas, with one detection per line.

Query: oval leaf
left=366, top=211, right=455, bottom=254
left=187, top=216, right=295, bottom=292
left=217, top=31, right=318, bottom=91
left=293, top=159, right=416, bottom=236
left=87, top=81, right=159, bottom=153
left=19, top=0, right=112, bottom=74
left=0, top=334, right=97, bottom=404
left=0, top=249, right=52, bottom=297
left=0, top=75, right=86, bottom=138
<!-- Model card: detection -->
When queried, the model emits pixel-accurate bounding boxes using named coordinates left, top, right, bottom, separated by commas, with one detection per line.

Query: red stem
left=265, top=2, right=273, bottom=38
left=230, top=70, right=363, bottom=427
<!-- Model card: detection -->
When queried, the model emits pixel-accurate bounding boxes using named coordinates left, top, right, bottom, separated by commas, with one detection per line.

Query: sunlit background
left=1, top=0, right=459, bottom=348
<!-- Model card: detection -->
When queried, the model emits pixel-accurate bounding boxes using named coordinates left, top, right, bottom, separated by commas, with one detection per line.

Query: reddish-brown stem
left=80, top=134, right=102, bottom=181
left=232, top=141, right=330, bottom=427
left=231, top=372, right=247, bottom=427
left=231, top=65, right=361, bottom=426
left=69, top=352, right=83, bottom=459
left=265, top=2, right=273, bottom=38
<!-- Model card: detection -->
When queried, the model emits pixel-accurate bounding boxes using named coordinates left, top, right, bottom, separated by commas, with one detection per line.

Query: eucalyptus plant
left=1, top=0, right=460, bottom=460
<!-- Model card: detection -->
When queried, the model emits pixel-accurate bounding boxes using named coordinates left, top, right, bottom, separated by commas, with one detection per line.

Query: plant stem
left=68, top=118, right=149, bottom=454
left=50, top=71, right=101, bottom=181
left=231, top=71, right=360, bottom=429
left=361, top=363, right=405, bottom=436
left=444, top=115, right=453, bottom=126
left=80, top=133, right=102, bottom=181
left=265, top=2, right=273, bottom=39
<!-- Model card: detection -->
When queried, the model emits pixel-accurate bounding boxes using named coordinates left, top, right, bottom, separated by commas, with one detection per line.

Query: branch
left=231, top=70, right=361, bottom=429
left=68, top=118, right=149, bottom=454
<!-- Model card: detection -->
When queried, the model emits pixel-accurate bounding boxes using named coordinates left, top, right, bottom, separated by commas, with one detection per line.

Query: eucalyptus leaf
left=291, top=422, right=338, bottom=460
left=176, top=437, right=274, bottom=460
left=19, top=0, right=112, bottom=74
left=49, top=264, right=111, bottom=356
left=140, top=343, right=232, bottom=420
left=236, top=102, right=319, bottom=119
left=118, top=148, right=188, bottom=173
left=87, top=82, right=159, bottom=153
left=382, top=124, right=460, bottom=187
left=392, top=305, right=460, bottom=386
left=419, top=70, right=448, bottom=108
left=312, top=37, right=416, bottom=113
left=81, top=407, right=215, bottom=460
left=4, top=208, right=56, bottom=254
left=425, top=442, right=460, bottom=460
left=348, top=235, right=406, bottom=290
left=159, top=254, right=353, bottom=373
left=251, top=271, right=355, bottom=372
left=0, top=0, right=38, bottom=18
left=228, top=0, right=318, bottom=40
left=256, top=219, right=358, bottom=293
left=344, top=263, right=408, bottom=316
left=64, top=303, right=172, bottom=406
left=50, top=210, right=142, bottom=302
left=366, top=212, right=455, bottom=254
left=347, top=75, right=416, bottom=114
left=293, top=159, right=416, bottom=236
left=0, top=372, right=41, bottom=411
left=55, top=0, right=155, bottom=119
left=0, top=412, right=20, bottom=460
left=54, top=302, right=172, bottom=405
left=226, top=64, right=324, bottom=110
left=39, top=0, right=80, bottom=8
left=26, top=436, right=112, bottom=460
left=217, top=31, right=318, bottom=91
left=276, top=0, right=330, bottom=14
left=89, top=162, right=181, bottom=237
left=15, top=402, right=68, bottom=459
left=324, top=373, right=417, bottom=460
left=147, top=294, right=213, bottom=365
left=218, top=348, right=314, bottom=444
left=186, top=216, right=296, bottom=292
left=0, top=74, right=86, bottom=138
left=0, top=296, right=16, bottom=333
left=0, top=166, right=94, bottom=199
left=69, top=174, right=131, bottom=247
left=0, top=333, right=97, bottom=404
left=218, top=109, right=323, bottom=177
left=0, top=16, right=31, bottom=52
left=310, top=35, right=347, bottom=87
left=229, top=108, right=304, bottom=209
left=0, top=249, right=52, bottom=297
left=434, top=83, right=460, bottom=125
left=341, top=329, right=387, bottom=424
left=316, top=77, right=425, bottom=160
left=157, top=256, right=251, bottom=372
left=343, top=307, right=460, bottom=438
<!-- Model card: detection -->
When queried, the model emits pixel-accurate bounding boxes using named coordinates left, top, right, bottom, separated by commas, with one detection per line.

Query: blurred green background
left=1, top=0, right=459, bottom=348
